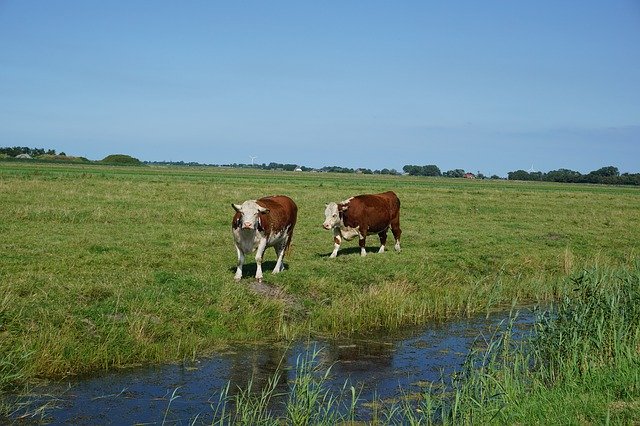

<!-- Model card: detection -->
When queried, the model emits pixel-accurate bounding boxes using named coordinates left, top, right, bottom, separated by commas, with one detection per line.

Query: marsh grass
left=1, top=162, right=639, bottom=390
left=193, top=265, right=639, bottom=424
left=206, top=347, right=358, bottom=425
left=401, top=264, right=640, bottom=424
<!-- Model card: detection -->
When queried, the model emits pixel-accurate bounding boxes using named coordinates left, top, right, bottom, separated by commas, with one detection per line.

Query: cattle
left=323, top=191, right=401, bottom=257
left=231, top=195, right=297, bottom=282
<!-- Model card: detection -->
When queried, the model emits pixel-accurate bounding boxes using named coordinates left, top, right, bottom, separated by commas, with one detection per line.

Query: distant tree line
left=402, top=164, right=493, bottom=179
left=4, top=147, right=637, bottom=185
left=214, top=162, right=401, bottom=175
left=0, top=146, right=61, bottom=156
left=507, top=166, right=640, bottom=185
left=0, top=146, right=138, bottom=165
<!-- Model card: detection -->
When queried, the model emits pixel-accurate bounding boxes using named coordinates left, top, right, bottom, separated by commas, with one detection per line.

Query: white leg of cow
left=359, top=238, right=367, bottom=257
left=254, top=238, right=268, bottom=282
left=330, top=231, right=341, bottom=258
left=378, top=245, right=385, bottom=253
left=394, top=240, right=401, bottom=252
left=234, top=246, right=245, bottom=281
left=273, top=242, right=286, bottom=274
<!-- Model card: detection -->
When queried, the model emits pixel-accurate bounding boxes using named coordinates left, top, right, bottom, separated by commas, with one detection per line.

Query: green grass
left=1, top=161, right=639, bottom=388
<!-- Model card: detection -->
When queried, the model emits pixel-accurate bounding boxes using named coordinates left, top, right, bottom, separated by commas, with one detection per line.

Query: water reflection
left=10, top=309, right=536, bottom=424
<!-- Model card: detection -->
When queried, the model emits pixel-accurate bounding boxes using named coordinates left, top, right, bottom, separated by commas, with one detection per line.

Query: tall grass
left=194, top=264, right=639, bottom=424
left=404, top=264, right=640, bottom=424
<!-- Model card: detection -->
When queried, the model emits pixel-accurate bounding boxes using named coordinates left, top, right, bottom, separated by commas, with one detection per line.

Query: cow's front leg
left=234, top=246, right=245, bottom=281
left=330, top=229, right=342, bottom=258
left=254, top=238, right=268, bottom=282
left=359, top=236, right=367, bottom=257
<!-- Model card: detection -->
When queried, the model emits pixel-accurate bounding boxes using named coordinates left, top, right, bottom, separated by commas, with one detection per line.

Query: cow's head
left=232, top=200, right=269, bottom=231
left=323, top=201, right=348, bottom=230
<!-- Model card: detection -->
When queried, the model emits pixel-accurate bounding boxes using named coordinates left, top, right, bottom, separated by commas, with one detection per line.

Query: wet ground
left=8, top=308, right=537, bottom=425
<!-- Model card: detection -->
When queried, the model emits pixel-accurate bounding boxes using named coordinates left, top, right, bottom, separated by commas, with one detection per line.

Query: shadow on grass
left=316, top=246, right=385, bottom=258
left=227, top=261, right=287, bottom=277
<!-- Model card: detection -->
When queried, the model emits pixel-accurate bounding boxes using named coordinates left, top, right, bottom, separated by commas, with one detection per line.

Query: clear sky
left=1, top=1, right=639, bottom=176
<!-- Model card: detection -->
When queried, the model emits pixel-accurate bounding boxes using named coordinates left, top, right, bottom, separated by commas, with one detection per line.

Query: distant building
left=294, top=166, right=303, bottom=172
left=463, top=172, right=476, bottom=179
left=16, top=154, right=33, bottom=159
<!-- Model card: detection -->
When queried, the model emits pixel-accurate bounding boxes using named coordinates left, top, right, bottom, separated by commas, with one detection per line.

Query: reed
left=403, top=264, right=640, bottom=424
left=206, top=347, right=358, bottom=425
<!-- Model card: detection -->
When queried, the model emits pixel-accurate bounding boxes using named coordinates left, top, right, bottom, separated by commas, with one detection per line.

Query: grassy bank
left=1, top=162, right=639, bottom=386
left=197, top=265, right=640, bottom=424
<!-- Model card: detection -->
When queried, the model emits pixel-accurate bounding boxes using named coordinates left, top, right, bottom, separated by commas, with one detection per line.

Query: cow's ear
left=258, top=206, right=270, bottom=214
left=232, top=203, right=242, bottom=212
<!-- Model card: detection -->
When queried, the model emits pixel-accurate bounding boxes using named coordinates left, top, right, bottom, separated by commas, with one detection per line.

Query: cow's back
left=343, top=192, right=399, bottom=233
left=257, top=195, right=298, bottom=232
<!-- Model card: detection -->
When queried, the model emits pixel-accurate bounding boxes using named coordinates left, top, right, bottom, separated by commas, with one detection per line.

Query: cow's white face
left=232, top=200, right=269, bottom=230
left=323, top=202, right=341, bottom=230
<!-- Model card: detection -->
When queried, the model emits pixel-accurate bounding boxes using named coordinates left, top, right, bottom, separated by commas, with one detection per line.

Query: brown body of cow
left=232, top=195, right=297, bottom=281
left=323, top=191, right=401, bottom=257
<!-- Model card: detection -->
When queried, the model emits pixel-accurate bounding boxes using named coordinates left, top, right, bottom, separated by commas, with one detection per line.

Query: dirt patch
left=249, top=281, right=295, bottom=303
left=248, top=281, right=303, bottom=313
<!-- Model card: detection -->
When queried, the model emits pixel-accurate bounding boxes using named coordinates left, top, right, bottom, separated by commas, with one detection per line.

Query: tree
left=591, top=166, right=619, bottom=178
left=545, top=169, right=581, bottom=183
left=508, top=170, right=531, bottom=181
left=422, top=165, right=441, bottom=176
left=444, top=169, right=465, bottom=178
left=402, top=165, right=421, bottom=176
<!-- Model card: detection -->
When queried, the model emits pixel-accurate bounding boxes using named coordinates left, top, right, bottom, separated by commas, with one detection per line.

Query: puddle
left=8, top=308, right=537, bottom=424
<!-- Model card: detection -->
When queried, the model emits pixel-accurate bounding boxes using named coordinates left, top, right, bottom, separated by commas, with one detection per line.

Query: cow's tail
left=286, top=202, right=298, bottom=255
left=285, top=228, right=294, bottom=255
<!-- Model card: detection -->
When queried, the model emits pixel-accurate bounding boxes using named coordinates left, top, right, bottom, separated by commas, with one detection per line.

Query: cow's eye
left=333, top=214, right=337, bottom=217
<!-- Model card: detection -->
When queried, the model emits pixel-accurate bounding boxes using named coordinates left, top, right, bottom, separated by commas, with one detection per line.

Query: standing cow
left=232, top=195, right=297, bottom=282
left=322, top=191, right=402, bottom=257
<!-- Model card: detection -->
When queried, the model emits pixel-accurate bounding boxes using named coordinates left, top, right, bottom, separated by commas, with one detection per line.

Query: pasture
left=1, top=161, right=639, bottom=384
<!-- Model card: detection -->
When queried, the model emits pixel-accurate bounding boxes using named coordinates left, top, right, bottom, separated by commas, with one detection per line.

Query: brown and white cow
left=323, top=191, right=401, bottom=257
left=232, top=195, right=297, bottom=282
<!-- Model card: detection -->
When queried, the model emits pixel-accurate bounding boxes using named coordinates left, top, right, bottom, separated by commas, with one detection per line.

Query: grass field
left=1, top=161, right=639, bottom=386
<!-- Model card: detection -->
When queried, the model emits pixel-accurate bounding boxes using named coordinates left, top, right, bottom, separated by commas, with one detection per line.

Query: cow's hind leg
left=391, top=217, right=402, bottom=252
left=272, top=241, right=287, bottom=274
left=378, top=230, right=388, bottom=253
left=234, top=246, right=245, bottom=281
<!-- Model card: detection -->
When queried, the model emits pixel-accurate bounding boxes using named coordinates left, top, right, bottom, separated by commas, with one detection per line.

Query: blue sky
left=1, top=1, right=639, bottom=176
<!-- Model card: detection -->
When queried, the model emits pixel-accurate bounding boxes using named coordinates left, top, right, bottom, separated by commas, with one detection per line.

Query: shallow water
left=10, top=308, right=537, bottom=425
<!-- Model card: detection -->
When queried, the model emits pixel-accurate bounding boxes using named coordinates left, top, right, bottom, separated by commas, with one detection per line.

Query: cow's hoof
left=256, top=277, right=263, bottom=283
